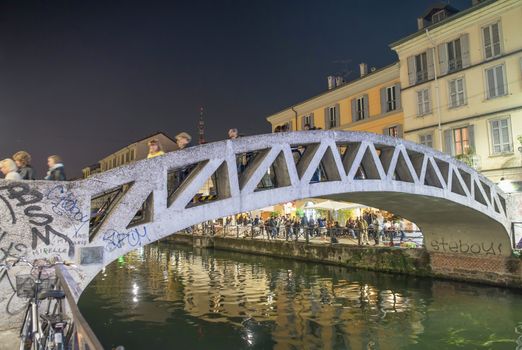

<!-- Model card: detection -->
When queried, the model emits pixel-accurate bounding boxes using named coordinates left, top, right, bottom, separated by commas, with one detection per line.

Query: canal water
left=79, top=242, right=522, bottom=350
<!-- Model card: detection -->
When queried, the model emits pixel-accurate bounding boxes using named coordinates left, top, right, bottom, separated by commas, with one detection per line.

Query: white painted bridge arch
left=0, top=131, right=514, bottom=292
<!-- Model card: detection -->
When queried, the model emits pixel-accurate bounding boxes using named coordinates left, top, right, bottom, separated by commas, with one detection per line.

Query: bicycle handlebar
left=5, top=256, right=75, bottom=270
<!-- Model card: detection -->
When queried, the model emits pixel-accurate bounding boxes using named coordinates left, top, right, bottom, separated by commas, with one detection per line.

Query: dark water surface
left=79, top=242, right=522, bottom=350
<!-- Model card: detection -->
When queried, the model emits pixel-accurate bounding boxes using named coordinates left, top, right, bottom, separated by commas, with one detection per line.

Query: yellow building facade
left=390, top=0, right=522, bottom=183
left=267, top=63, right=404, bottom=138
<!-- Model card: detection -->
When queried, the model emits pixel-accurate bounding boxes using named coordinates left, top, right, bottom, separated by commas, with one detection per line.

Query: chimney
left=327, top=76, right=335, bottom=90
left=335, top=76, right=344, bottom=87
left=359, top=63, right=368, bottom=78
left=417, top=17, right=425, bottom=30
left=471, top=0, right=482, bottom=5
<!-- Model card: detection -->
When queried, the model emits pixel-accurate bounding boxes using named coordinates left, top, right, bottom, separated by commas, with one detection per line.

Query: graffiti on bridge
left=430, top=238, right=502, bottom=255
left=102, top=227, right=150, bottom=252
left=0, top=182, right=75, bottom=258
left=0, top=229, right=28, bottom=262
left=45, top=184, right=89, bottom=238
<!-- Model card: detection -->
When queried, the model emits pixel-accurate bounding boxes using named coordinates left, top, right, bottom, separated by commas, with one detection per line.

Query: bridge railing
left=188, top=222, right=424, bottom=247
left=512, top=222, right=522, bottom=250
left=54, top=265, right=104, bottom=350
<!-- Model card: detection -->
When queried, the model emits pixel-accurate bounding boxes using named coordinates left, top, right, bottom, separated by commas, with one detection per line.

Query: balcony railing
left=416, top=70, right=428, bottom=83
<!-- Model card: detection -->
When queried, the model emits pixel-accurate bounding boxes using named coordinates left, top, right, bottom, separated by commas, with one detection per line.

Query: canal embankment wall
left=167, top=233, right=522, bottom=289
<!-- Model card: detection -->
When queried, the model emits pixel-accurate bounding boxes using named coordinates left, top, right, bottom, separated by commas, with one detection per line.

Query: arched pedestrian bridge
left=0, top=131, right=515, bottom=291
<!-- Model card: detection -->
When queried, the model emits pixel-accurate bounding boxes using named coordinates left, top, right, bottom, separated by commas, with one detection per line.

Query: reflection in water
left=79, top=242, right=522, bottom=350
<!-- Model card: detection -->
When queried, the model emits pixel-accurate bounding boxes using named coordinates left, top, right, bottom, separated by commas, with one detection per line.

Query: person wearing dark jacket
left=45, top=155, right=66, bottom=181
left=13, top=151, right=35, bottom=180
left=174, top=132, right=192, bottom=151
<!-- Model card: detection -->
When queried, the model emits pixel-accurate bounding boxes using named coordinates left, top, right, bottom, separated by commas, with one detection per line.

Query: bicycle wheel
left=19, top=304, right=32, bottom=350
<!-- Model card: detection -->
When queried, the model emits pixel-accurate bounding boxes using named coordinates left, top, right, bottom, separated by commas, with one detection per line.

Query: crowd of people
left=218, top=211, right=410, bottom=246
left=0, top=151, right=66, bottom=181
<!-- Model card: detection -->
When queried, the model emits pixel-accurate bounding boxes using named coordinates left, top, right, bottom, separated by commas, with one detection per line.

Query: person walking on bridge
left=228, top=128, right=239, bottom=139
left=13, top=151, right=35, bottom=180
left=45, top=155, right=66, bottom=181
left=0, top=158, right=22, bottom=180
left=174, top=132, right=192, bottom=150
left=147, top=139, right=165, bottom=158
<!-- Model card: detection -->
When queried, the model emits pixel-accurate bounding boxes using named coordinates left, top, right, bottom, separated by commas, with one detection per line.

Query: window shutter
left=496, top=65, right=506, bottom=96
left=301, top=116, right=305, bottom=130
left=460, top=34, right=470, bottom=68
left=483, top=26, right=492, bottom=59
left=397, top=124, right=403, bottom=138
left=427, top=49, right=435, bottom=80
left=380, top=87, right=387, bottom=114
left=351, top=99, right=357, bottom=122
left=427, top=89, right=432, bottom=113
left=490, top=120, right=500, bottom=149
left=486, top=67, right=495, bottom=98
left=438, top=43, right=448, bottom=75
left=394, top=83, right=401, bottom=109
left=310, top=112, right=315, bottom=128
left=335, top=104, right=340, bottom=126
left=324, top=108, right=329, bottom=129
left=449, top=80, right=456, bottom=108
left=363, top=94, right=369, bottom=119
left=416, top=91, right=421, bottom=116
left=444, top=129, right=453, bottom=155
left=407, top=56, right=415, bottom=86
left=492, top=23, right=501, bottom=56
left=468, top=125, right=475, bottom=153
left=383, top=127, right=389, bottom=136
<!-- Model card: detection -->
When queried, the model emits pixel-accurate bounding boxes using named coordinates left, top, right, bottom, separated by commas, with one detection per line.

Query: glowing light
left=498, top=179, right=516, bottom=193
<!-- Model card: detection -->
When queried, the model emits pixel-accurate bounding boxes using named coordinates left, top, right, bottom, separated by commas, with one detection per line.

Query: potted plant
left=455, top=146, right=475, bottom=167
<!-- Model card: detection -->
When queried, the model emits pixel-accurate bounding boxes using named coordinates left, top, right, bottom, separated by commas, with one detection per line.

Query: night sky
left=0, top=0, right=471, bottom=178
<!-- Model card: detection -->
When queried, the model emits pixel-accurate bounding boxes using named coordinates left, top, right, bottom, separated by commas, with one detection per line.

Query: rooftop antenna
left=198, top=107, right=206, bottom=145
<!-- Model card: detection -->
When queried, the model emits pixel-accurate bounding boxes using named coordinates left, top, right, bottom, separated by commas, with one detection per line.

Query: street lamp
left=498, top=178, right=516, bottom=193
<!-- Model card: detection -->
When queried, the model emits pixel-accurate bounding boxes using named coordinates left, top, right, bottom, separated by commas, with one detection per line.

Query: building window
left=415, top=52, right=428, bottom=83
left=384, top=125, right=402, bottom=138
left=489, top=117, right=512, bottom=154
left=447, top=38, right=462, bottom=72
left=386, top=86, right=397, bottom=112
left=419, top=134, right=433, bottom=148
left=303, top=114, right=314, bottom=129
left=130, top=149, right=135, bottom=161
left=482, top=22, right=501, bottom=60
left=327, top=106, right=337, bottom=128
left=387, top=126, right=399, bottom=138
left=432, top=9, right=446, bottom=24
left=356, top=97, right=366, bottom=121
left=417, top=88, right=431, bottom=116
left=453, top=127, right=470, bottom=155
left=485, top=64, right=507, bottom=99
left=448, top=77, right=466, bottom=108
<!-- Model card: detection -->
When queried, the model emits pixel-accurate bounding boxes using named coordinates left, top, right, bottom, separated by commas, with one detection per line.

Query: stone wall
left=167, top=234, right=522, bottom=289
left=212, top=236, right=433, bottom=275
left=430, top=252, right=522, bottom=288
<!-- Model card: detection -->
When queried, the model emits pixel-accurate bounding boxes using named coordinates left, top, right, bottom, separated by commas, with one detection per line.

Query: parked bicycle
left=13, top=257, right=73, bottom=350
